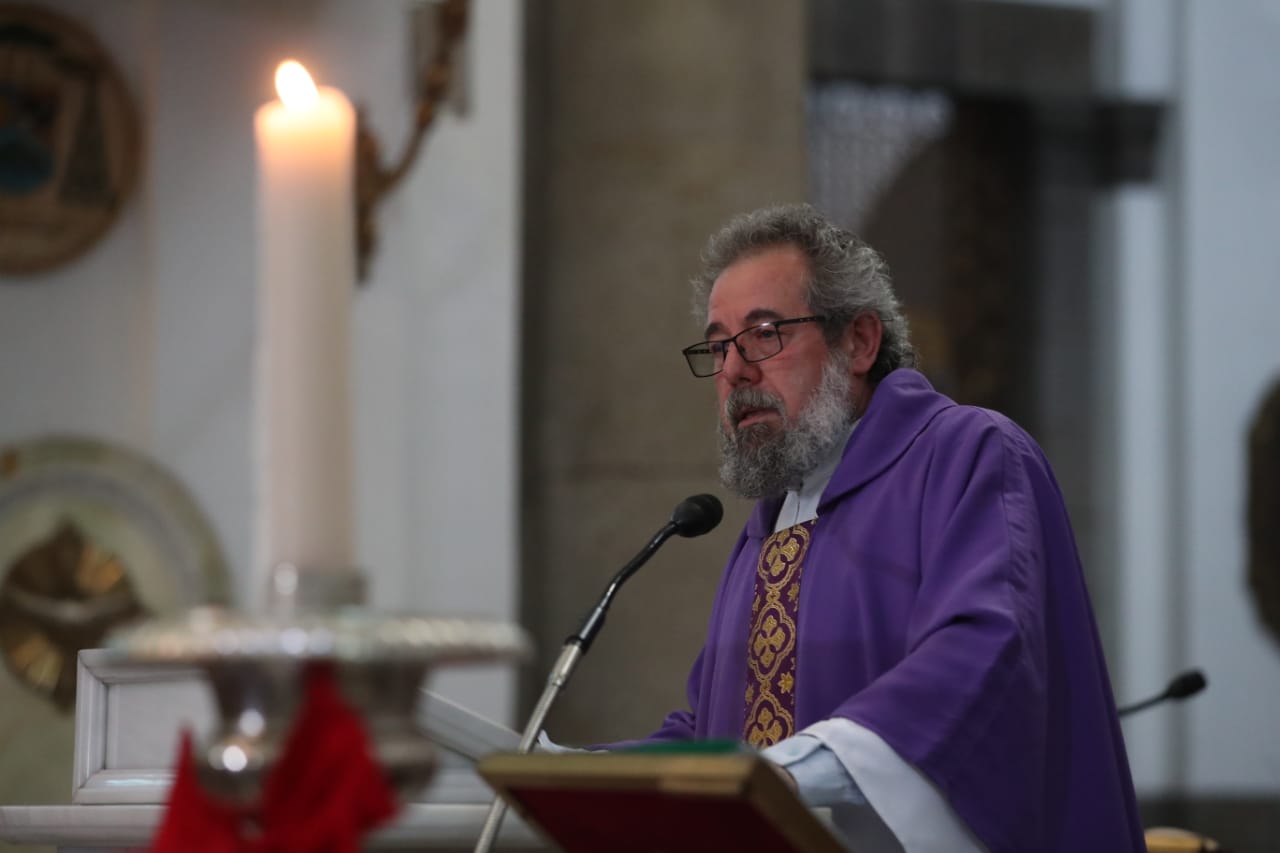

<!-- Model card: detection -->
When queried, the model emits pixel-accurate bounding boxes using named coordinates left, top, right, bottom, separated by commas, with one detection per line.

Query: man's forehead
left=705, top=250, right=811, bottom=334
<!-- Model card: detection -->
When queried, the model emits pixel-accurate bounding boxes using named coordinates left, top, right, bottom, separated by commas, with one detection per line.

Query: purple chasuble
left=640, top=370, right=1145, bottom=852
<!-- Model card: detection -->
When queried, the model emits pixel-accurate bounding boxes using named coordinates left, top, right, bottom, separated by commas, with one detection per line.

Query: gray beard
left=717, top=352, right=856, bottom=500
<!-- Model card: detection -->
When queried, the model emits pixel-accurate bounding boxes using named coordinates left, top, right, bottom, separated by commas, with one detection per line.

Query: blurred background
left=0, top=0, right=1277, bottom=849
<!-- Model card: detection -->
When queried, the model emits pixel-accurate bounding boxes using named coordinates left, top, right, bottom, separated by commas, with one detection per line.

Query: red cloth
left=147, top=664, right=400, bottom=853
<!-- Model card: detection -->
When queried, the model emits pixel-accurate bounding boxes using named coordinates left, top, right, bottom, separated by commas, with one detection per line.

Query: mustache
left=723, top=387, right=785, bottom=426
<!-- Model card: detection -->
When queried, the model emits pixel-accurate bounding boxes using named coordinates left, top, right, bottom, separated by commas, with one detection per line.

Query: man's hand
left=769, top=759, right=801, bottom=793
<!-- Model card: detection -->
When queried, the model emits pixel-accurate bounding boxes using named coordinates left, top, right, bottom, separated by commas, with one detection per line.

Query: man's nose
left=720, top=342, right=759, bottom=385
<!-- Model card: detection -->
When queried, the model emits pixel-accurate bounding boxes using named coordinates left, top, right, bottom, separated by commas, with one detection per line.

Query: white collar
left=773, top=421, right=858, bottom=533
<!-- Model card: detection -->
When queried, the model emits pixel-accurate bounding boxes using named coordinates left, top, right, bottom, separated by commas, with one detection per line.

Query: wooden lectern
left=479, top=748, right=848, bottom=853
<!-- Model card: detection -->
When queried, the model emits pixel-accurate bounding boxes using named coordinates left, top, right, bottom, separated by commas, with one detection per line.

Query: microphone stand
left=471, top=522, right=679, bottom=853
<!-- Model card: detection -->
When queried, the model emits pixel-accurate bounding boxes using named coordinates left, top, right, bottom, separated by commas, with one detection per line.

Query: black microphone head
left=670, top=494, right=724, bottom=538
left=1166, top=669, right=1207, bottom=700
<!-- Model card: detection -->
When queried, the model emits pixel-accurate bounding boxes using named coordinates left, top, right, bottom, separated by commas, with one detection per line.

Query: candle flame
left=275, top=60, right=318, bottom=110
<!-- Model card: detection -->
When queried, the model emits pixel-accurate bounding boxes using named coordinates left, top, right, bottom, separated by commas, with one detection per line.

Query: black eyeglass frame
left=680, top=315, right=828, bottom=378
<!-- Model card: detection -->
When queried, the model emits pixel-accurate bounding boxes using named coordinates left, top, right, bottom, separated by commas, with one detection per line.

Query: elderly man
left=646, top=204, right=1144, bottom=851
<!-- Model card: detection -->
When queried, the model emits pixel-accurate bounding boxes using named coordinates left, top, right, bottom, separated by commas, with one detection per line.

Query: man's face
left=705, top=245, right=859, bottom=498
left=706, top=245, right=839, bottom=444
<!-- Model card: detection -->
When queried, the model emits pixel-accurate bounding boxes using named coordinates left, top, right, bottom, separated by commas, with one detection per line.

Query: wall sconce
left=354, top=0, right=468, bottom=282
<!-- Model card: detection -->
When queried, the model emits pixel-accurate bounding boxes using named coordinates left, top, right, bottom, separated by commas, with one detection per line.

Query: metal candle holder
left=112, top=564, right=528, bottom=805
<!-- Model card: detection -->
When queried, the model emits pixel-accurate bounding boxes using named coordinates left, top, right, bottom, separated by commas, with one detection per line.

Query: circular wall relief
left=0, top=436, right=229, bottom=710
left=0, top=436, right=228, bottom=809
left=0, top=4, right=141, bottom=275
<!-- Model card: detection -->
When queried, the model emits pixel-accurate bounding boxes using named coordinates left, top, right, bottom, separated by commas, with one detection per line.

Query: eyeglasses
left=681, top=316, right=827, bottom=378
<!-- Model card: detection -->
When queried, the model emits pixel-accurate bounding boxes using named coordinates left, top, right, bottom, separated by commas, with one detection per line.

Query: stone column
left=521, top=0, right=807, bottom=742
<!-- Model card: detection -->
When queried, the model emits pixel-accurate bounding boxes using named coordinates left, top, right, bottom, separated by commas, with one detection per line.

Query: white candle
left=254, top=60, right=355, bottom=581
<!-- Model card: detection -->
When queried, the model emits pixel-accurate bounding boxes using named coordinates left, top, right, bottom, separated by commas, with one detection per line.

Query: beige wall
left=520, top=0, right=808, bottom=743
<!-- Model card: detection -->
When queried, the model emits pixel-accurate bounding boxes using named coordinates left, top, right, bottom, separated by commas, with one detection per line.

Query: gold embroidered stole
left=743, top=520, right=814, bottom=748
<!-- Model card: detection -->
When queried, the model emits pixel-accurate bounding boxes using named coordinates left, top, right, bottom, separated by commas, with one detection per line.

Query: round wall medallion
left=0, top=435, right=228, bottom=809
left=0, top=4, right=141, bottom=275
left=0, top=436, right=229, bottom=710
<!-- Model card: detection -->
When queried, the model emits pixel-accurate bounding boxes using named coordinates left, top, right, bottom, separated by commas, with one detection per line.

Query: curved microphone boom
left=473, top=494, right=723, bottom=853
left=1117, top=669, right=1207, bottom=719
left=572, top=493, right=723, bottom=649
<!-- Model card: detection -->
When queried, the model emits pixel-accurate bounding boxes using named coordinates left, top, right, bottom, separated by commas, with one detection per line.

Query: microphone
left=671, top=493, right=724, bottom=538
left=1117, top=669, right=1207, bottom=718
left=473, top=494, right=723, bottom=852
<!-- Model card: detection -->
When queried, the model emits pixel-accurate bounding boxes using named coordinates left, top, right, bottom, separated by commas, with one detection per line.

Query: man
left=647, top=204, right=1144, bottom=851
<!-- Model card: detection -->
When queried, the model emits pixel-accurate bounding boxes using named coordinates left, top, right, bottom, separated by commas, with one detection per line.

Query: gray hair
left=691, top=203, right=916, bottom=382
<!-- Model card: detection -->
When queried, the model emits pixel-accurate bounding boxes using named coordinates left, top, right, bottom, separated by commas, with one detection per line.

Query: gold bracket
left=354, top=0, right=469, bottom=283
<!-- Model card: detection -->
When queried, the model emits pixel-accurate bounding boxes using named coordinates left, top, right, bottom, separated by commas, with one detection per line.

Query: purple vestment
left=646, top=370, right=1144, bottom=852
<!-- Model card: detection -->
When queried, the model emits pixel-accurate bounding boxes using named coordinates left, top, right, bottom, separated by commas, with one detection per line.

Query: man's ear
left=845, top=312, right=883, bottom=377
